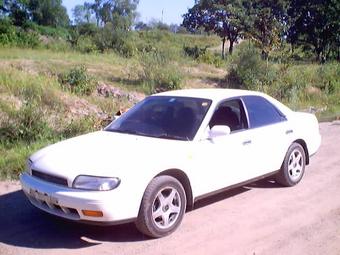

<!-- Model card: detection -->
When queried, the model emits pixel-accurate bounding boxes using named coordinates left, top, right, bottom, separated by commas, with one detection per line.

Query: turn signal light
left=82, top=210, right=103, bottom=217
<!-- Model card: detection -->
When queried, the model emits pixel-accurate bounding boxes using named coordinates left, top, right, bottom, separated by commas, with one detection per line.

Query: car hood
left=30, top=131, right=189, bottom=181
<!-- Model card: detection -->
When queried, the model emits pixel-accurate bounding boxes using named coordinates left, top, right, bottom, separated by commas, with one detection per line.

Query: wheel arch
left=293, top=139, right=309, bottom=165
left=156, top=169, right=194, bottom=211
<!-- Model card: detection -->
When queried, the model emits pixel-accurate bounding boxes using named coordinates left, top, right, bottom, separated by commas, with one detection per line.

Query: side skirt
left=193, top=170, right=280, bottom=203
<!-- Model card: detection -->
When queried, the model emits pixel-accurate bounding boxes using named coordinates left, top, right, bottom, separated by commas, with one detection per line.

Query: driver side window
left=209, top=99, right=247, bottom=132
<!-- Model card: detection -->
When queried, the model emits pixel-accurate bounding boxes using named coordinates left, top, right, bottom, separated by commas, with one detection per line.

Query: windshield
left=105, top=96, right=212, bottom=141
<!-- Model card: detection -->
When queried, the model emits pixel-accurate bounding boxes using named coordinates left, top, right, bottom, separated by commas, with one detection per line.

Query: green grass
left=0, top=139, right=59, bottom=180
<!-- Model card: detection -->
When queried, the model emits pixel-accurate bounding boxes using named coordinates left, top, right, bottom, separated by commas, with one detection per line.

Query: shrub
left=139, top=51, right=183, bottom=93
left=45, top=38, right=72, bottom=52
left=0, top=19, right=17, bottom=45
left=16, top=30, right=41, bottom=48
left=76, top=35, right=98, bottom=53
left=0, top=19, right=41, bottom=48
left=197, top=51, right=224, bottom=67
left=0, top=102, right=52, bottom=144
left=227, top=44, right=277, bottom=90
left=59, top=65, right=96, bottom=95
left=27, top=23, right=70, bottom=39
left=94, top=23, right=136, bottom=57
left=183, top=45, right=208, bottom=59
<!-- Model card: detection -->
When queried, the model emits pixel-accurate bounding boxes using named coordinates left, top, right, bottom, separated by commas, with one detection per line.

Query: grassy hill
left=0, top=32, right=339, bottom=180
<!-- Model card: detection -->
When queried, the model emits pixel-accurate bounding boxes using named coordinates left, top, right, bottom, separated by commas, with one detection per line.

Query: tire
left=136, top=175, right=186, bottom=238
left=276, top=142, right=306, bottom=187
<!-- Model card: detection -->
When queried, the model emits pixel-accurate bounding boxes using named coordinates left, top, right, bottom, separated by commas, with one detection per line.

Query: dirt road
left=0, top=122, right=340, bottom=255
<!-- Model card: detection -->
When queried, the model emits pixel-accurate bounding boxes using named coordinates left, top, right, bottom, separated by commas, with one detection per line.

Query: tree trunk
left=221, top=37, right=226, bottom=59
left=261, top=50, right=268, bottom=61
left=229, top=40, right=234, bottom=55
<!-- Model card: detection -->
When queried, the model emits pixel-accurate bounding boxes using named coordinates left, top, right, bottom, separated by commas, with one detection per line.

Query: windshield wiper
left=106, top=129, right=153, bottom=137
left=106, top=129, right=144, bottom=136
left=156, top=134, right=188, bottom=141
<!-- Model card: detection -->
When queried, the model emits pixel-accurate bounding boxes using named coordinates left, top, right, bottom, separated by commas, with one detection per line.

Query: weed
left=59, top=65, right=96, bottom=95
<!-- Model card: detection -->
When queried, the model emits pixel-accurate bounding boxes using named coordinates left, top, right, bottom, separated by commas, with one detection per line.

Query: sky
left=62, top=0, right=195, bottom=25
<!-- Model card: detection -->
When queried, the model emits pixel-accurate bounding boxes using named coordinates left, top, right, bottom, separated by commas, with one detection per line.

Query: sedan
left=20, top=89, right=321, bottom=238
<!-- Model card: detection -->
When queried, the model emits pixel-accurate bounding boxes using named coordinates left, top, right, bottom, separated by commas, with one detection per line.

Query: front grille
left=32, top=170, right=68, bottom=187
left=25, top=191, right=80, bottom=220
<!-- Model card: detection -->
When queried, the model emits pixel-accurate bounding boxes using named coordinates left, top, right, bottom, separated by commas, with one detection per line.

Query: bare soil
left=0, top=122, right=339, bottom=255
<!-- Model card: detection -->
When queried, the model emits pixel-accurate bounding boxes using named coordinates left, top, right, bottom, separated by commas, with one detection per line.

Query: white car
left=20, top=89, right=321, bottom=238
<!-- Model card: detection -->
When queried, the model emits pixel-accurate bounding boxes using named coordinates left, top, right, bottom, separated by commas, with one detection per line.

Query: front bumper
left=20, top=172, right=137, bottom=223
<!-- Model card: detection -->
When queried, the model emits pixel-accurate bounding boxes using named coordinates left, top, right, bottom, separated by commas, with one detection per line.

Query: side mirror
left=209, top=125, right=231, bottom=139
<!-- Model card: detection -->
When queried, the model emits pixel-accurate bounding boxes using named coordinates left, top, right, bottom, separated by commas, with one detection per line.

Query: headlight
left=73, top=175, right=120, bottom=191
left=26, top=158, right=33, bottom=175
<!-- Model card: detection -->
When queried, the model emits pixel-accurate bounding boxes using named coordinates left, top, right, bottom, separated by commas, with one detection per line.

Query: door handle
left=286, top=129, right=293, bottom=135
left=243, top=140, right=252, bottom=145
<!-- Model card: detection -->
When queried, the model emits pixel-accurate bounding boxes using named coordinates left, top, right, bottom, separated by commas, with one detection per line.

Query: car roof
left=154, top=88, right=292, bottom=115
left=154, top=88, right=264, bottom=101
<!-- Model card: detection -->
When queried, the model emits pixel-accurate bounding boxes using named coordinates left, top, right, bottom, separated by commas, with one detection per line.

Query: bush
left=183, top=45, right=208, bottom=59
left=139, top=51, right=183, bottom=93
left=198, top=51, right=224, bottom=67
left=94, top=23, right=136, bottom=57
left=58, top=65, right=96, bottom=95
left=16, top=30, right=41, bottom=48
left=27, top=22, right=70, bottom=39
left=227, top=44, right=277, bottom=90
left=0, top=19, right=17, bottom=45
left=0, top=102, right=51, bottom=144
left=0, top=19, right=40, bottom=48
left=76, top=35, right=98, bottom=53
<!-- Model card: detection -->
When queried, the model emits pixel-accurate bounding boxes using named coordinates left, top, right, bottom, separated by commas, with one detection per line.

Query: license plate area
left=29, top=188, right=58, bottom=204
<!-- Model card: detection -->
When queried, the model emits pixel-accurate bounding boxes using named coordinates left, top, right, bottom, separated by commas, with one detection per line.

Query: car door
left=241, top=95, right=292, bottom=177
left=191, top=98, right=255, bottom=196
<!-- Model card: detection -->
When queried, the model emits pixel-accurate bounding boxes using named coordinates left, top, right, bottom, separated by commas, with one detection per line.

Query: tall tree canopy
left=28, top=0, right=69, bottom=27
left=84, top=0, right=139, bottom=30
left=1, top=0, right=30, bottom=26
left=248, top=0, right=288, bottom=59
left=73, top=3, right=93, bottom=25
left=183, top=0, right=288, bottom=59
left=1, top=0, right=69, bottom=27
left=288, top=0, right=340, bottom=61
left=183, top=0, right=250, bottom=58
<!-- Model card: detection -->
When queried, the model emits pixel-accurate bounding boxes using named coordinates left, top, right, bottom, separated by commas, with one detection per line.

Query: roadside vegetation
left=0, top=0, right=339, bottom=180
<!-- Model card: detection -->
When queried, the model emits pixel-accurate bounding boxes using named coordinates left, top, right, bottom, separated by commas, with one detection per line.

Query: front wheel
left=136, top=175, right=186, bottom=238
left=276, top=143, right=306, bottom=187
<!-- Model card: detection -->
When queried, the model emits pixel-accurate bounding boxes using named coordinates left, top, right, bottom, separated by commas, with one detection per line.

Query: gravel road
left=0, top=122, right=339, bottom=255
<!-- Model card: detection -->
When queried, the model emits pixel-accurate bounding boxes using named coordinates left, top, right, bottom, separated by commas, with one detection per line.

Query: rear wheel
left=276, top=143, right=306, bottom=187
left=136, top=175, right=186, bottom=238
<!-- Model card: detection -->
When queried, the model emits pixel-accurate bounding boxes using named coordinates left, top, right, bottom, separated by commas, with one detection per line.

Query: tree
left=0, top=0, right=9, bottom=16
left=5, top=0, right=30, bottom=26
left=88, top=0, right=102, bottom=27
left=28, top=0, right=69, bottom=27
left=288, top=0, right=340, bottom=62
left=246, top=0, right=288, bottom=60
left=182, top=0, right=249, bottom=58
left=90, top=0, right=139, bottom=30
left=73, top=3, right=93, bottom=25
